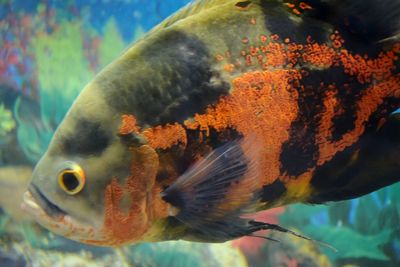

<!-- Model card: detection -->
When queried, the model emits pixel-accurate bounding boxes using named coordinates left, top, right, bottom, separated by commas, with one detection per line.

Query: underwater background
left=0, top=0, right=399, bottom=266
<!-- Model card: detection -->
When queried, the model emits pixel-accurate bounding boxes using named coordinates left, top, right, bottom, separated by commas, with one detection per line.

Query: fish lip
left=26, top=184, right=67, bottom=218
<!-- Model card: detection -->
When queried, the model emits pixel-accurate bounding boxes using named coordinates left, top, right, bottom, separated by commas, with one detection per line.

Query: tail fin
left=297, top=0, right=400, bottom=43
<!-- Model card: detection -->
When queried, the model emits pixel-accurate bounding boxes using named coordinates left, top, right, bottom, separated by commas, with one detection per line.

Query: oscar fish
left=22, top=0, right=400, bottom=246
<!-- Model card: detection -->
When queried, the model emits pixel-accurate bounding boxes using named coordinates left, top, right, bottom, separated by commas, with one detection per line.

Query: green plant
left=15, top=20, right=93, bottom=162
left=99, top=18, right=126, bottom=68
left=279, top=182, right=400, bottom=264
left=0, top=214, right=9, bottom=236
left=127, top=241, right=248, bottom=267
left=0, top=103, right=16, bottom=142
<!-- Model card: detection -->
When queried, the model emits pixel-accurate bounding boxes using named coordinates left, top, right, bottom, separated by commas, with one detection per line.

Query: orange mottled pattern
left=185, top=70, right=301, bottom=185
left=101, top=145, right=166, bottom=245
left=116, top=29, right=399, bottom=207
left=119, top=114, right=140, bottom=135
left=235, top=31, right=397, bottom=76
left=185, top=30, right=399, bottom=190
left=316, top=76, right=400, bottom=166
left=142, top=123, right=187, bottom=149
left=119, top=116, right=187, bottom=150
left=284, top=0, right=313, bottom=15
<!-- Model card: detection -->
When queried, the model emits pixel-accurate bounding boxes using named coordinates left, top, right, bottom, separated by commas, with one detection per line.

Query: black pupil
left=62, top=172, right=79, bottom=191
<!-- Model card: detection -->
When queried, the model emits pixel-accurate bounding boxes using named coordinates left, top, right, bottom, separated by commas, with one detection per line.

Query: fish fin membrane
left=297, top=0, right=400, bottom=43
left=160, top=140, right=327, bottom=244
left=162, top=140, right=262, bottom=241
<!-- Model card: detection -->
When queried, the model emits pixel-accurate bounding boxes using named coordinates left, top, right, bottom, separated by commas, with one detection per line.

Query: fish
left=22, top=0, right=400, bottom=246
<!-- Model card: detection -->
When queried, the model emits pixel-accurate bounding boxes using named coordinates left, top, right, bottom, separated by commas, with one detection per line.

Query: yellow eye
left=58, top=163, right=86, bottom=195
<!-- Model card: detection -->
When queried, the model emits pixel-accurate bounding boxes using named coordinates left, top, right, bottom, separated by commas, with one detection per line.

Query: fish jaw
left=21, top=190, right=106, bottom=245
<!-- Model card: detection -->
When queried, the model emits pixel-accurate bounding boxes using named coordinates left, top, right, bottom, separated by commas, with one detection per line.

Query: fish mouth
left=22, top=185, right=105, bottom=244
left=22, top=184, right=66, bottom=218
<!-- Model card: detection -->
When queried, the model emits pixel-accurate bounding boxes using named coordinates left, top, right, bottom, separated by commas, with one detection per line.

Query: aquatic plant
left=12, top=11, right=144, bottom=163
left=127, top=241, right=248, bottom=267
left=0, top=213, right=9, bottom=236
left=278, top=182, right=400, bottom=266
left=98, top=18, right=126, bottom=68
left=0, top=103, right=15, bottom=142
left=14, top=20, right=93, bottom=162
left=31, top=21, right=93, bottom=127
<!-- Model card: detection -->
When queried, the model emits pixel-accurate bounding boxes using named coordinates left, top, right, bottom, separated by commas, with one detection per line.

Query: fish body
left=23, top=0, right=400, bottom=246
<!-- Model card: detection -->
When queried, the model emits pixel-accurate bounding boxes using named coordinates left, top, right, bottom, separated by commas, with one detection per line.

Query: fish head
left=22, top=84, right=165, bottom=246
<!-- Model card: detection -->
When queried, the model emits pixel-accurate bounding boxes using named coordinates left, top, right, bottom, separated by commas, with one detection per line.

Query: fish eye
left=58, top=163, right=86, bottom=195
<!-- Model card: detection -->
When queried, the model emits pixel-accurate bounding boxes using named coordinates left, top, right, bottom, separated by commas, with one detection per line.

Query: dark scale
left=260, top=1, right=328, bottom=44
left=278, top=68, right=343, bottom=177
left=99, top=30, right=230, bottom=127
left=59, top=119, right=111, bottom=156
left=310, top=103, right=400, bottom=202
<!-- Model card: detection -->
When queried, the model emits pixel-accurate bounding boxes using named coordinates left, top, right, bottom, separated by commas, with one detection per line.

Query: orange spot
left=332, top=39, right=342, bottom=49
left=260, top=34, right=268, bottom=43
left=286, top=3, right=295, bottom=8
left=224, top=64, right=235, bottom=72
left=216, top=54, right=224, bottom=61
left=330, top=32, right=344, bottom=48
left=292, top=8, right=301, bottom=15
left=299, top=2, right=312, bottom=10
left=250, top=17, right=256, bottom=25
left=119, top=115, right=139, bottom=135
left=249, top=46, right=259, bottom=56
left=242, top=37, right=249, bottom=44
left=246, top=54, right=253, bottom=66
left=142, top=123, right=187, bottom=150
left=271, top=34, right=279, bottom=41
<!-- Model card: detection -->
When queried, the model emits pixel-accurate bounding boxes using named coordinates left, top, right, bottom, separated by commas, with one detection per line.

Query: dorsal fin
left=291, top=0, right=400, bottom=43
left=146, top=0, right=400, bottom=44
left=129, top=0, right=235, bottom=46
left=150, top=0, right=230, bottom=33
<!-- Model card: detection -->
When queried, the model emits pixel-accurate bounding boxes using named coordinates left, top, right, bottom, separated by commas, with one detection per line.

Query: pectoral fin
left=161, top=140, right=324, bottom=244
left=161, top=140, right=259, bottom=241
